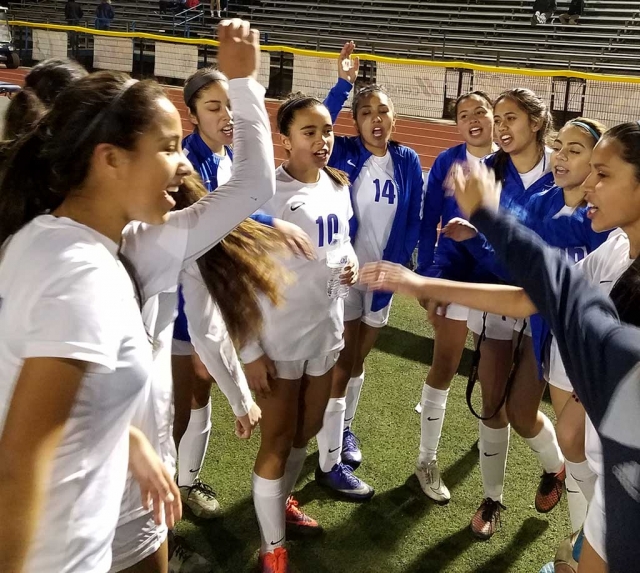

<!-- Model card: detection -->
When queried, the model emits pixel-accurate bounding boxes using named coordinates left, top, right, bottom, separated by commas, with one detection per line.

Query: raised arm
left=323, top=42, right=358, bottom=123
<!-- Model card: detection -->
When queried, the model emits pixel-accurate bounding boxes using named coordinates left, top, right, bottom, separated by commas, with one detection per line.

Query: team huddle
left=0, top=16, right=637, bottom=573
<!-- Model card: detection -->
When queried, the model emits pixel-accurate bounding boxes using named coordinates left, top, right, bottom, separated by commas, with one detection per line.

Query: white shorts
left=344, top=287, right=391, bottom=328
left=467, top=310, right=531, bottom=341
left=172, top=337, right=194, bottom=356
left=275, top=350, right=340, bottom=380
left=548, top=339, right=574, bottom=392
left=110, top=513, right=167, bottom=572
left=437, top=303, right=470, bottom=322
left=584, top=478, right=606, bottom=562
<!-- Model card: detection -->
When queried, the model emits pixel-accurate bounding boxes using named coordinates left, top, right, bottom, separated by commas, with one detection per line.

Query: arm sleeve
left=470, top=207, right=640, bottom=421
left=123, top=78, right=276, bottom=300
left=181, top=265, right=255, bottom=417
left=23, top=249, right=122, bottom=372
left=250, top=213, right=274, bottom=227
left=323, top=78, right=353, bottom=124
left=403, top=151, right=425, bottom=264
left=460, top=231, right=510, bottom=280
left=416, top=161, right=444, bottom=276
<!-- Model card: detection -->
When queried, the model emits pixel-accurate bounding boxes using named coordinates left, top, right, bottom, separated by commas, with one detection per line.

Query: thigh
left=297, top=365, right=336, bottom=445
left=256, top=377, right=301, bottom=444
left=557, top=397, right=586, bottom=462
left=429, top=314, right=469, bottom=387
left=352, top=322, right=383, bottom=375
left=549, top=385, right=572, bottom=420
left=333, top=319, right=361, bottom=396
left=118, top=541, right=168, bottom=573
left=476, top=335, right=512, bottom=414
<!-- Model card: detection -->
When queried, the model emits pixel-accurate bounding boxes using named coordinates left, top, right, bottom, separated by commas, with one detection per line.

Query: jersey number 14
left=374, top=179, right=396, bottom=204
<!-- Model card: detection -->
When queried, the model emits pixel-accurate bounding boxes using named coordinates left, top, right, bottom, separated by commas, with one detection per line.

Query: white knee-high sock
left=317, top=397, right=346, bottom=473
left=479, top=421, right=510, bottom=503
left=178, top=399, right=212, bottom=487
left=524, top=413, right=564, bottom=474
left=566, top=458, right=597, bottom=503
left=564, top=470, right=588, bottom=532
left=284, top=446, right=307, bottom=496
left=252, top=473, right=286, bottom=555
left=344, top=373, right=364, bottom=431
left=418, top=385, right=449, bottom=466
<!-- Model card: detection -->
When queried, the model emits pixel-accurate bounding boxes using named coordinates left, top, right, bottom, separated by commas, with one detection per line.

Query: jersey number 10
left=374, top=179, right=396, bottom=204
left=316, top=214, right=339, bottom=247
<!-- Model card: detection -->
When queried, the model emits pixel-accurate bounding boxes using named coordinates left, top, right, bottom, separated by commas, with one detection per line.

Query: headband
left=570, top=120, right=601, bottom=142
left=183, top=71, right=224, bottom=107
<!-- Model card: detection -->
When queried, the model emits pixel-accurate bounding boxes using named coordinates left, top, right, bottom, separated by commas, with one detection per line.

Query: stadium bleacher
left=8, top=0, right=640, bottom=74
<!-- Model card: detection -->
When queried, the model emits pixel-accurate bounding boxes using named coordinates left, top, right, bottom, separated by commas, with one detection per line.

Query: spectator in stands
left=211, top=0, right=226, bottom=18
left=532, top=0, right=556, bottom=25
left=95, top=0, right=114, bottom=30
left=186, top=0, right=199, bottom=9
left=64, top=0, right=83, bottom=26
left=559, top=0, right=585, bottom=25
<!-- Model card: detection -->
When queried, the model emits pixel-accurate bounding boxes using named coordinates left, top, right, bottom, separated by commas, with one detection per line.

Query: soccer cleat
left=285, top=495, right=323, bottom=535
left=168, top=536, right=212, bottom=573
left=180, top=480, right=220, bottom=519
left=535, top=467, right=566, bottom=513
left=552, top=528, right=581, bottom=573
left=415, top=460, right=451, bottom=504
left=315, top=462, right=374, bottom=501
left=341, top=428, right=362, bottom=470
left=470, top=498, right=506, bottom=540
left=259, top=547, right=290, bottom=573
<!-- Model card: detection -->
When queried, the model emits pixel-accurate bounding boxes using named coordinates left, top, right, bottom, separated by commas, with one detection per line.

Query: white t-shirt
left=519, top=147, right=552, bottom=190
left=466, top=150, right=484, bottom=167
left=240, top=167, right=354, bottom=363
left=217, top=152, right=232, bottom=187
left=352, top=152, right=398, bottom=277
left=576, top=229, right=633, bottom=477
left=0, top=216, right=151, bottom=573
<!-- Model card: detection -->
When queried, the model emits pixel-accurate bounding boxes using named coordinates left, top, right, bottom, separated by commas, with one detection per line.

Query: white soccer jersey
left=0, top=216, right=151, bottom=573
left=352, top=152, right=398, bottom=276
left=217, top=152, right=232, bottom=187
left=240, top=166, right=354, bottom=363
left=577, top=228, right=633, bottom=478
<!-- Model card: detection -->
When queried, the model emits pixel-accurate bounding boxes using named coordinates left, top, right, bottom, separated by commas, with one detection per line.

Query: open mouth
left=554, top=166, right=568, bottom=176
left=314, top=149, right=329, bottom=160
left=221, top=125, right=233, bottom=137
left=469, top=126, right=483, bottom=137
left=586, top=202, right=598, bottom=219
left=372, top=127, right=384, bottom=138
left=500, top=134, right=513, bottom=146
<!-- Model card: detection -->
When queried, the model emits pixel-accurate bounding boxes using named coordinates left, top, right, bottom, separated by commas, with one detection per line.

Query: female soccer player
left=240, top=93, right=357, bottom=573
left=361, top=131, right=640, bottom=571
left=316, top=44, right=423, bottom=496
left=414, top=89, right=496, bottom=503
left=0, top=19, right=275, bottom=573
left=172, top=65, right=312, bottom=519
left=444, top=88, right=562, bottom=539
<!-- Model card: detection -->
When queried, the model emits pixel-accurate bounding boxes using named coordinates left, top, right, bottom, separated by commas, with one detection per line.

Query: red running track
left=0, top=68, right=463, bottom=169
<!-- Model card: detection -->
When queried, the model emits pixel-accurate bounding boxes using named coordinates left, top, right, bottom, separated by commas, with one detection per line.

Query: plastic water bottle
left=326, top=238, right=350, bottom=299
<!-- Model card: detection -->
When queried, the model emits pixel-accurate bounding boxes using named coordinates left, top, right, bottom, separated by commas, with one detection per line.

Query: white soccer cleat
left=415, top=460, right=451, bottom=504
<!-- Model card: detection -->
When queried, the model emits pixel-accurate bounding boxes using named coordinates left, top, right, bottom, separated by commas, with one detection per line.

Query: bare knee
left=557, top=418, right=585, bottom=461
left=506, top=402, right=539, bottom=437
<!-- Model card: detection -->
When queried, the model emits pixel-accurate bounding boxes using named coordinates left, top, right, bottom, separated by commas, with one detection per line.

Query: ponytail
left=3, top=88, right=47, bottom=140
left=324, top=166, right=350, bottom=188
left=0, top=121, right=56, bottom=246
left=610, top=257, right=640, bottom=327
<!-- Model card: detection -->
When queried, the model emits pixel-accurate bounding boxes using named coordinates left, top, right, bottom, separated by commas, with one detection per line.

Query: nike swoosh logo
left=483, top=452, right=499, bottom=457
left=600, top=280, right=613, bottom=284
left=329, top=447, right=341, bottom=453
left=290, top=202, right=305, bottom=211
left=271, top=536, right=285, bottom=546
left=427, top=417, right=440, bottom=421
left=566, top=488, right=580, bottom=494
left=347, top=159, right=356, bottom=167
left=344, top=416, right=354, bottom=422
left=189, top=468, right=200, bottom=473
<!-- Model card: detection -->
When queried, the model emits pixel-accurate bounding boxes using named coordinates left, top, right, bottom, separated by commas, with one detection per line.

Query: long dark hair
left=601, top=122, right=640, bottom=182
left=277, top=92, right=350, bottom=188
left=492, top=88, right=553, bottom=183
left=3, top=58, right=87, bottom=142
left=0, top=71, right=167, bottom=247
left=610, top=257, right=640, bottom=327
left=173, top=175, right=289, bottom=347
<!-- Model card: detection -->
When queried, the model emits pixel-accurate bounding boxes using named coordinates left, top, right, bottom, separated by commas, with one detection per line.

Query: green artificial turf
left=177, top=294, right=569, bottom=572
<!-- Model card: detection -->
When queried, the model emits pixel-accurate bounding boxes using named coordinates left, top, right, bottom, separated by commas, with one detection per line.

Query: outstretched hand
left=338, top=41, right=360, bottom=84
left=359, top=261, right=425, bottom=298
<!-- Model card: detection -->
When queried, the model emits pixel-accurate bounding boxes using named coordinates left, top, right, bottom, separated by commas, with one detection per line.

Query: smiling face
left=354, top=91, right=396, bottom=155
left=120, top=97, right=192, bottom=224
left=456, top=94, right=494, bottom=148
left=189, top=81, right=233, bottom=152
left=493, top=97, right=541, bottom=155
left=551, top=123, right=598, bottom=191
left=281, top=103, right=334, bottom=172
left=584, top=137, right=640, bottom=233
